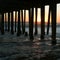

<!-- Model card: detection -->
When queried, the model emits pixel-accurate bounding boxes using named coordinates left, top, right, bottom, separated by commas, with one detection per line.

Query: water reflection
left=0, top=36, right=59, bottom=60
left=30, top=39, right=58, bottom=60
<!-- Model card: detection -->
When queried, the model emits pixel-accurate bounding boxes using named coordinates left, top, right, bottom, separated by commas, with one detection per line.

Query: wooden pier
left=0, top=0, right=60, bottom=45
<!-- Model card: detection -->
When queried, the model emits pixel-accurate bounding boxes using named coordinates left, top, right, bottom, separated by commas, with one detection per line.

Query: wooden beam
left=5, top=13, right=6, bottom=31
left=0, top=14, right=1, bottom=32
left=51, top=3, right=57, bottom=45
left=47, top=6, right=50, bottom=35
left=8, top=12, right=10, bottom=32
left=15, top=11, right=17, bottom=32
left=23, top=10, right=26, bottom=34
left=11, top=11, right=14, bottom=34
left=1, top=12, right=4, bottom=35
left=29, top=8, right=34, bottom=40
left=17, top=10, right=21, bottom=36
left=21, top=10, right=24, bottom=34
left=35, top=8, right=38, bottom=35
left=41, top=6, right=45, bottom=39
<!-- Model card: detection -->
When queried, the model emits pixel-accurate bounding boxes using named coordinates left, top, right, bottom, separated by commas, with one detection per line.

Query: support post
left=5, top=13, right=6, bottom=31
left=1, top=12, right=4, bottom=34
left=23, top=10, right=26, bottom=34
left=41, top=6, right=45, bottom=40
left=17, top=10, right=21, bottom=36
left=29, top=8, right=34, bottom=40
left=8, top=12, right=10, bottom=32
left=47, top=7, right=50, bottom=35
left=51, top=3, right=57, bottom=45
left=0, top=14, right=1, bottom=32
left=11, top=11, right=14, bottom=34
left=21, top=10, right=24, bottom=34
left=35, top=8, right=38, bottom=35
left=15, top=11, right=17, bottom=32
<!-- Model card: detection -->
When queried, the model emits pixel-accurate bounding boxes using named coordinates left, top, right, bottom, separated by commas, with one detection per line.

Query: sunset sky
left=25, top=4, right=60, bottom=24
left=4, top=4, right=60, bottom=24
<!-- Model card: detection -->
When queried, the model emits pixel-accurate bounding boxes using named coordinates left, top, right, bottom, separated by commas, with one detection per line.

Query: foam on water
left=0, top=24, right=59, bottom=60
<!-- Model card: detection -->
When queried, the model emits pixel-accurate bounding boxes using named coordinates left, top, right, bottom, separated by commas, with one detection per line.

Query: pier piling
left=11, top=12, right=14, bottom=34
left=15, top=11, right=17, bottom=32
left=21, top=10, right=24, bottom=34
left=47, top=6, right=50, bottom=35
left=41, top=6, right=45, bottom=40
left=1, top=12, right=4, bottom=35
left=17, top=10, right=21, bottom=36
left=8, top=12, right=10, bottom=32
left=23, top=10, right=26, bottom=34
left=29, top=8, right=34, bottom=40
left=35, top=8, right=38, bottom=35
left=51, top=3, right=57, bottom=45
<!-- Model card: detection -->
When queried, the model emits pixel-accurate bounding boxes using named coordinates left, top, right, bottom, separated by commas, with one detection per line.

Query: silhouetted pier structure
left=34, top=8, right=38, bottom=35
left=0, top=0, right=60, bottom=45
left=23, top=10, right=26, bottom=34
left=15, top=11, right=17, bottom=32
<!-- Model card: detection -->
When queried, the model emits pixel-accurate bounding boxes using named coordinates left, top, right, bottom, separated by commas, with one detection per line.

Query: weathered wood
left=50, top=3, right=57, bottom=45
left=47, top=6, right=50, bottom=35
left=0, top=14, right=1, bottom=32
left=41, top=6, right=45, bottom=39
left=5, top=13, right=7, bottom=31
left=29, top=8, right=34, bottom=40
left=11, top=12, right=14, bottom=34
left=15, top=11, right=17, bottom=32
left=17, top=10, right=21, bottom=36
left=1, top=13, right=4, bottom=35
left=8, top=12, right=10, bottom=32
left=23, top=10, right=26, bottom=34
left=0, top=0, right=60, bottom=11
left=35, top=8, right=38, bottom=35
left=21, top=10, right=24, bottom=34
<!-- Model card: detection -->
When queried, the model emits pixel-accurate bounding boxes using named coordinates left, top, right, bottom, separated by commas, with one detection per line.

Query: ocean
left=4, top=22, right=60, bottom=38
left=0, top=23, right=60, bottom=60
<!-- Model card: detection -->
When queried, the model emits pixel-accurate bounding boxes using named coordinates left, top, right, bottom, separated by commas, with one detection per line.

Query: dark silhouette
left=1, top=12, right=4, bottom=35
left=24, top=32, right=28, bottom=36
left=17, top=10, right=21, bottom=36
left=29, top=8, right=34, bottom=40
left=41, top=5, right=45, bottom=40
left=21, top=10, right=24, bottom=34
left=15, top=11, right=17, bottom=32
left=23, top=10, right=26, bottom=34
left=50, top=2, right=57, bottom=45
left=47, top=6, right=50, bottom=35
left=8, top=12, right=10, bottom=32
left=34, top=8, right=38, bottom=35
left=11, top=12, right=14, bottom=34
left=0, top=0, right=59, bottom=60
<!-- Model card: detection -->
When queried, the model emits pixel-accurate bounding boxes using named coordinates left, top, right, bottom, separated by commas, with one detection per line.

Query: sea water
left=4, top=23, right=60, bottom=38
left=0, top=23, right=60, bottom=60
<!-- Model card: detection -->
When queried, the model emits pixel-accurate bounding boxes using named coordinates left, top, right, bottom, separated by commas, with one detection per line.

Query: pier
left=0, top=0, right=60, bottom=60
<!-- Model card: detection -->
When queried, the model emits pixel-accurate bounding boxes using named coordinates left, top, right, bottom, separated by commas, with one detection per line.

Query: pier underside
left=0, top=0, right=60, bottom=60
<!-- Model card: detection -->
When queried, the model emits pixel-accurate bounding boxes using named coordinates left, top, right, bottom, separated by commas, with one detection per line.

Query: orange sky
left=57, top=4, right=60, bottom=23
left=4, top=4, right=60, bottom=24
left=23, top=4, right=60, bottom=24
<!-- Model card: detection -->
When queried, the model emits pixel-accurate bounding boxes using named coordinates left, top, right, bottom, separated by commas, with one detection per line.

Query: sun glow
left=45, top=6, right=49, bottom=23
left=34, top=8, right=41, bottom=24
left=4, top=4, right=60, bottom=24
left=3, top=6, right=50, bottom=24
left=34, top=6, right=49, bottom=23
left=37, top=8, right=41, bottom=23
